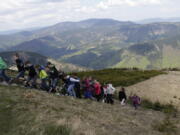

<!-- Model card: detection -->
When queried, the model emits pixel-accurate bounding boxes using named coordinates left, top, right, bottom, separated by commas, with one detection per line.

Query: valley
left=1, top=19, right=180, bottom=69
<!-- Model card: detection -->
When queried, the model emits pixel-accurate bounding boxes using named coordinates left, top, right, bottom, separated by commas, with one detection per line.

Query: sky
left=0, top=0, right=180, bottom=31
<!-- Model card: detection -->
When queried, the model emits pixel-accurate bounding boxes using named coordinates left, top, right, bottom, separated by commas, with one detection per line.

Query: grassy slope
left=0, top=85, right=169, bottom=135
left=162, top=45, right=180, bottom=68
left=113, top=55, right=150, bottom=69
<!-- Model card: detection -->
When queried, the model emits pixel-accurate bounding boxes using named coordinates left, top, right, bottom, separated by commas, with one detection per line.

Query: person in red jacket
left=83, top=77, right=93, bottom=99
left=93, top=80, right=101, bottom=102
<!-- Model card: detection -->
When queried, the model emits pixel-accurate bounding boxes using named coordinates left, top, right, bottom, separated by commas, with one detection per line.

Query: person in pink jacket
left=93, top=80, right=101, bottom=101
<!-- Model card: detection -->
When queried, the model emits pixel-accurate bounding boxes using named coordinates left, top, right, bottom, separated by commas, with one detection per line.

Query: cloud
left=26, top=0, right=66, bottom=4
left=39, top=0, right=64, bottom=2
left=0, top=0, right=180, bottom=31
left=0, top=0, right=81, bottom=30
left=97, top=0, right=163, bottom=9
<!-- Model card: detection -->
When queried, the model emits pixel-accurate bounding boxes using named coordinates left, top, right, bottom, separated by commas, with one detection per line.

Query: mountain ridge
left=0, top=51, right=88, bottom=72
left=1, top=18, right=180, bottom=69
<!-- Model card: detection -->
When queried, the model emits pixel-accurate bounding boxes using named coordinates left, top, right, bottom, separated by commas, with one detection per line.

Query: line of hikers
left=0, top=53, right=141, bottom=109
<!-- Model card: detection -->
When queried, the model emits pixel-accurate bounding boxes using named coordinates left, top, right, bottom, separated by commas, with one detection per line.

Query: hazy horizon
left=0, top=0, right=180, bottom=31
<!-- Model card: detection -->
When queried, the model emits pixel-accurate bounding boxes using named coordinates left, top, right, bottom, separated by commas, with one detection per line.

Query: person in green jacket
left=0, top=57, right=11, bottom=83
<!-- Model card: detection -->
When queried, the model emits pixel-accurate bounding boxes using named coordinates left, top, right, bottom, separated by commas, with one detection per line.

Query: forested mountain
left=1, top=19, right=180, bottom=69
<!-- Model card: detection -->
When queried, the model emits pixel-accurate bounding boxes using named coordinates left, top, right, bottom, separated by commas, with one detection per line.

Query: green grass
left=44, top=124, right=71, bottom=135
left=0, top=90, right=25, bottom=135
left=153, top=117, right=177, bottom=134
left=71, top=68, right=164, bottom=87
left=141, top=99, right=178, bottom=115
left=113, top=55, right=150, bottom=69
left=0, top=85, right=71, bottom=135
left=0, top=98, right=15, bottom=134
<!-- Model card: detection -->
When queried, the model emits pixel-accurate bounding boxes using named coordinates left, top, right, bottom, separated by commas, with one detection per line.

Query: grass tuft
left=153, top=117, right=177, bottom=134
left=141, top=99, right=178, bottom=115
left=44, top=124, right=71, bottom=135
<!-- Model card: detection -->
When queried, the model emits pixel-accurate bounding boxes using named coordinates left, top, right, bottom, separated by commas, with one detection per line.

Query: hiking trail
left=125, top=71, right=180, bottom=109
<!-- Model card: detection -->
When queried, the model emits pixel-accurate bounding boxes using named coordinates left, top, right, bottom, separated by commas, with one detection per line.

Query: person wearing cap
left=36, top=65, right=49, bottom=91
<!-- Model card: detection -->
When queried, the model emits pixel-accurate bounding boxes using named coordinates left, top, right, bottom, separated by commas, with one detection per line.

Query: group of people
left=0, top=53, right=141, bottom=109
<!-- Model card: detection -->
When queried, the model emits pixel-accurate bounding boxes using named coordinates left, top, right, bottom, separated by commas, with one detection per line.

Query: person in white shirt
left=66, top=75, right=80, bottom=97
left=106, top=84, right=116, bottom=104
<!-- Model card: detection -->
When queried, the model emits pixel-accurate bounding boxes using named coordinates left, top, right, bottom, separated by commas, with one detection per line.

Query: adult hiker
left=119, top=87, right=127, bottom=105
left=46, top=62, right=59, bottom=93
left=100, top=83, right=105, bottom=101
left=66, top=75, right=80, bottom=97
left=93, top=80, right=101, bottom=101
left=130, top=94, right=141, bottom=109
left=106, top=83, right=116, bottom=104
left=24, top=61, right=37, bottom=88
left=13, top=53, right=25, bottom=81
left=74, top=75, right=81, bottom=98
left=0, top=57, right=11, bottom=83
left=36, top=65, right=49, bottom=91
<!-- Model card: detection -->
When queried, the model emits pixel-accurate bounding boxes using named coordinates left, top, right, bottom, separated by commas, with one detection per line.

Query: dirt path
left=125, top=71, right=180, bottom=109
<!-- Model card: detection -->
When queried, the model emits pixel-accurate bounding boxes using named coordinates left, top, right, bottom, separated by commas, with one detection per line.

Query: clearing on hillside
left=126, top=71, right=180, bottom=110
left=0, top=85, right=179, bottom=135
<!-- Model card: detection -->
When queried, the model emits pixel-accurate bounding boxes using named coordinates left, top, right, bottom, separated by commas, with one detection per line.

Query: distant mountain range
left=138, top=17, right=180, bottom=24
left=0, top=26, right=44, bottom=35
left=1, top=18, right=180, bottom=69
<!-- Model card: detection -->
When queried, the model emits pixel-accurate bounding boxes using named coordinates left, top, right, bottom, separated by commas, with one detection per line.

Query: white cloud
left=0, top=0, right=179, bottom=31
left=0, top=0, right=82, bottom=30
left=97, top=0, right=163, bottom=9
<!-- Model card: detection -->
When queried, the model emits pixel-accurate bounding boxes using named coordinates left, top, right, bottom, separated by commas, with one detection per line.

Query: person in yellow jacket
left=36, top=65, right=49, bottom=91
left=39, top=69, right=48, bottom=79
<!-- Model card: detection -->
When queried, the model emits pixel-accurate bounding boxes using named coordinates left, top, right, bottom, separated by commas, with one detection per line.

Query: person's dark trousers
left=104, top=95, right=107, bottom=103
left=26, top=76, right=37, bottom=88
left=95, top=94, right=101, bottom=102
left=41, top=78, right=49, bottom=91
left=107, top=94, right=114, bottom=104
left=133, top=103, right=139, bottom=110
left=16, top=71, right=25, bottom=79
left=49, top=78, right=58, bottom=93
left=0, top=69, right=10, bottom=83
left=75, top=83, right=81, bottom=98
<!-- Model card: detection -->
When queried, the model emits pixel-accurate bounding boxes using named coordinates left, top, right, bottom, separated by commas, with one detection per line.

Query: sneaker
left=48, top=88, right=53, bottom=93
left=8, top=78, right=14, bottom=84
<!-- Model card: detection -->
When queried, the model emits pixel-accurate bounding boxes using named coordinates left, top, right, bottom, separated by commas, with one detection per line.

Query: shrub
left=141, top=99, right=178, bottom=115
left=153, top=117, right=177, bottom=134
left=71, top=69, right=164, bottom=87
